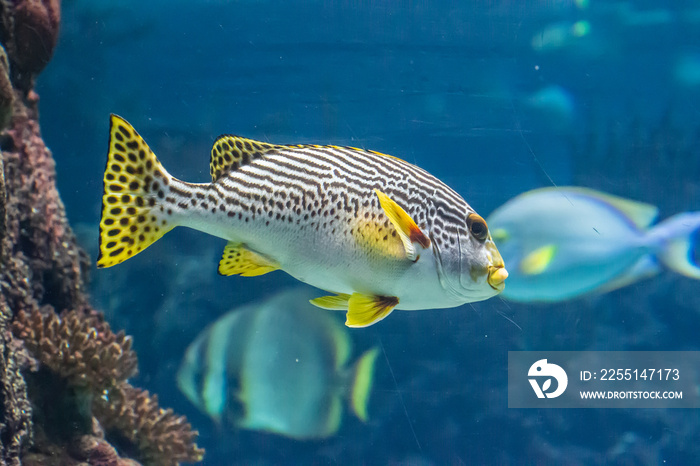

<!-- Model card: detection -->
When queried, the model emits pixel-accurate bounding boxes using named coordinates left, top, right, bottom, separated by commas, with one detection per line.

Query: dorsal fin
left=560, top=187, right=659, bottom=229
left=209, top=138, right=410, bottom=182
left=209, top=136, right=280, bottom=182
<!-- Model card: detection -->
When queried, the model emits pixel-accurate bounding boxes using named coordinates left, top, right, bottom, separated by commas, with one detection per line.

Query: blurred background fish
left=487, top=187, right=700, bottom=303
left=177, top=288, right=379, bottom=440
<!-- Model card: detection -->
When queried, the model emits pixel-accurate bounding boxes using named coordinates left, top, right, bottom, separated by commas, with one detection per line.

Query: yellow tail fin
left=349, top=347, right=380, bottom=422
left=97, top=115, right=175, bottom=268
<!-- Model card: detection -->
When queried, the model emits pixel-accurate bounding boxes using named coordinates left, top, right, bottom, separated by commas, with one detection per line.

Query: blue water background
left=37, top=1, right=700, bottom=464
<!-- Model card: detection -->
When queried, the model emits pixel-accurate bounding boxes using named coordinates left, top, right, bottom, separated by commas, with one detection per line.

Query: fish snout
left=487, top=265, right=508, bottom=291
left=485, top=239, right=508, bottom=291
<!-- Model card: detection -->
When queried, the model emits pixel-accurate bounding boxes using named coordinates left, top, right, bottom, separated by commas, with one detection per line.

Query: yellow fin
left=374, top=189, right=430, bottom=261
left=209, top=136, right=279, bottom=182
left=520, top=244, right=557, bottom=275
left=320, top=397, right=343, bottom=438
left=97, top=115, right=175, bottom=268
left=310, top=294, right=351, bottom=310
left=346, top=293, right=398, bottom=328
left=350, top=347, right=380, bottom=422
left=586, top=190, right=658, bottom=229
left=218, top=242, right=279, bottom=276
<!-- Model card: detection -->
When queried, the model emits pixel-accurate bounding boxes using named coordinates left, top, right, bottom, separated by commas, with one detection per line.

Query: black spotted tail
left=97, top=115, right=178, bottom=267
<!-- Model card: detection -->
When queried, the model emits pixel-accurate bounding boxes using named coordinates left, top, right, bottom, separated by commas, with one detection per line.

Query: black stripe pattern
left=161, top=141, right=475, bottom=254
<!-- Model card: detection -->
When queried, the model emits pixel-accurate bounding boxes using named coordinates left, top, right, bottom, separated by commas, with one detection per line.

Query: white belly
left=182, top=202, right=464, bottom=310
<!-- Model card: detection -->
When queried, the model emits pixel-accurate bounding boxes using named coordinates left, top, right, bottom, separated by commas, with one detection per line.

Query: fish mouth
left=487, top=265, right=508, bottom=292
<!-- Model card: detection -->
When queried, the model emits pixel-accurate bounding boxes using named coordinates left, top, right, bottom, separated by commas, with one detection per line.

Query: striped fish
left=97, top=115, right=508, bottom=327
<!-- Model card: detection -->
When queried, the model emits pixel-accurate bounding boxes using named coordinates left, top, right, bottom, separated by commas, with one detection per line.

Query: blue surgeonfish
left=97, top=115, right=507, bottom=327
left=487, top=187, right=700, bottom=303
left=176, top=288, right=379, bottom=440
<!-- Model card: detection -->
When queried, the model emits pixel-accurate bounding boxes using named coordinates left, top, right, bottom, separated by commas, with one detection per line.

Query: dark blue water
left=37, top=1, right=700, bottom=464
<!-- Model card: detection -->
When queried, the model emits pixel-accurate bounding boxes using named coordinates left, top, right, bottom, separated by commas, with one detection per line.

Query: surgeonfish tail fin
left=651, top=212, right=700, bottom=279
left=97, top=114, right=178, bottom=268
left=349, top=347, right=380, bottom=422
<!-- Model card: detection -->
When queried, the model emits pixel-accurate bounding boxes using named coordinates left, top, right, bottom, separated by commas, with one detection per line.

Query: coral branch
left=94, top=383, right=205, bottom=466
left=12, top=308, right=204, bottom=465
left=0, top=2, right=205, bottom=464
left=12, top=309, right=139, bottom=390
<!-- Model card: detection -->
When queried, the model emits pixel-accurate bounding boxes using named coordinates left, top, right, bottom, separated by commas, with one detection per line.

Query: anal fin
left=218, top=242, right=279, bottom=276
left=346, top=293, right=398, bottom=328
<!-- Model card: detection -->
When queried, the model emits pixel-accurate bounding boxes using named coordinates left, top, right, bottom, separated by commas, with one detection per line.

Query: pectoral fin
left=570, top=187, right=658, bottom=229
left=520, top=244, right=557, bottom=275
left=374, top=189, right=430, bottom=261
left=218, top=242, right=279, bottom=276
left=346, top=293, right=398, bottom=328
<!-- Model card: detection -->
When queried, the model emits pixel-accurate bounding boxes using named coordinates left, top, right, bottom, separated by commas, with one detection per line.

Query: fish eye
left=467, top=213, right=489, bottom=241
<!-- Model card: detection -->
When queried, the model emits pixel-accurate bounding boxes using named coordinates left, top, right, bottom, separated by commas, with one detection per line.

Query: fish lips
left=487, top=265, right=508, bottom=291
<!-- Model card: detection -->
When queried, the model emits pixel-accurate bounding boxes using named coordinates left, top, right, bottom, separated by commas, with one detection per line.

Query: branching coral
left=12, top=308, right=138, bottom=391
left=94, top=383, right=205, bottom=466
left=0, top=1, right=203, bottom=464
left=12, top=308, right=204, bottom=465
